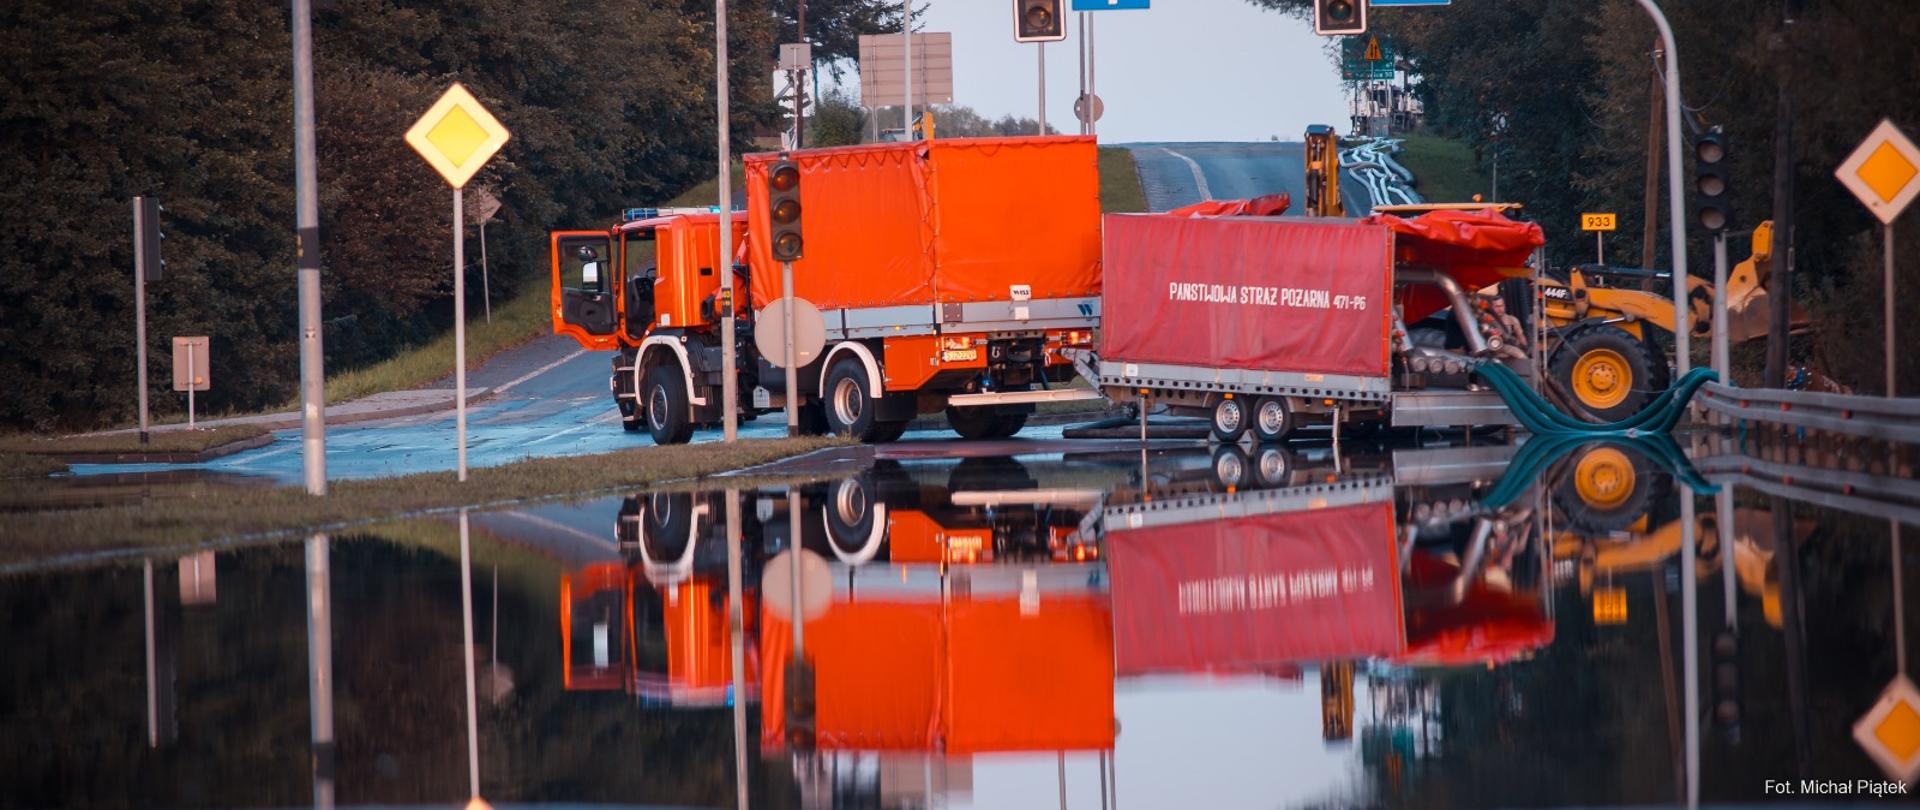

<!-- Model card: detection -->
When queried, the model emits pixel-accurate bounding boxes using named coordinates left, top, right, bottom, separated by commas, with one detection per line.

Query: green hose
left=1470, top=361, right=1718, bottom=436
left=1478, top=433, right=1719, bottom=513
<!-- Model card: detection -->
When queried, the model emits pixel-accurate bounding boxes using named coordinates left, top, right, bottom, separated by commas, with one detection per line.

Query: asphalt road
left=73, top=141, right=1336, bottom=484
left=1120, top=141, right=1373, bottom=213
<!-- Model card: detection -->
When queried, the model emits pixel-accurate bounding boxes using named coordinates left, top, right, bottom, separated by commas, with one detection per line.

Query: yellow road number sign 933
left=1581, top=213, right=1617, bottom=232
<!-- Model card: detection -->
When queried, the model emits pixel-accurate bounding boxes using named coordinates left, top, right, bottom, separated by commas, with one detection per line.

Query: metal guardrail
left=1695, top=381, right=1920, bottom=443
left=1696, top=454, right=1920, bottom=527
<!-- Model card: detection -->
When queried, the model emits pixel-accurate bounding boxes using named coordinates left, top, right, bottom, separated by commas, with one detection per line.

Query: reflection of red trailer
left=1104, top=489, right=1404, bottom=675
left=1396, top=550, right=1555, bottom=667
left=760, top=569, right=1114, bottom=754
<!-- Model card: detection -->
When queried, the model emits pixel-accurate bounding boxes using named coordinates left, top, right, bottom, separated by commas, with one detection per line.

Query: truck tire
left=822, top=474, right=884, bottom=563
left=1254, top=445, right=1295, bottom=488
left=823, top=355, right=878, bottom=440
left=870, top=420, right=910, bottom=443
left=990, top=411, right=1029, bottom=438
left=1211, top=396, right=1250, bottom=442
left=618, top=398, right=642, bottom=432
left=644, top=364, right=695, bottom=445
left=1252, top=397, right=1294, bottom=443
left=946, top=406, right=1001, bottom=440
left=1551, top=326, right=1660, bottom=422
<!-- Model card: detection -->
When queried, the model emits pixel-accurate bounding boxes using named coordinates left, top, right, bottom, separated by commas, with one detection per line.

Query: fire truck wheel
left=1551, top=326, right=1659, bottom=422
left=945, top=405, right=1001, bottom=440
left=823, top=475, right=882, bottom=562
left=1211, top=396, right=1250, bottom=442
left=870, top=420, right=910, bottom=443
left=990, top=411, right=1030, bottom=438
left=1252, top=397, right=1293, bottom=442
left=824, top=356, right=878, bottom=440
left=644, top=365, right=695, bottom=445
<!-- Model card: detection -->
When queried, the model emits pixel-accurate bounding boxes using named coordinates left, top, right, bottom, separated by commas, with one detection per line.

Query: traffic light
left=767, top=158, right=803, bottom=262
left=136, top=195, right=164, bottom=281
left=1711, top=629, right=1741, bottom=739
left=1694, top=129, right=1731, bottom=234
left=1314, top=0, right=1367, bottom=36
left=1013, top=0, right=1065, bottom=43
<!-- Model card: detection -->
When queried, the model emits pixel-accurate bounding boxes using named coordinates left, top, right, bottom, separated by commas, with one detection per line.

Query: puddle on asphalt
left=3, top=438, right=1914, bottom=808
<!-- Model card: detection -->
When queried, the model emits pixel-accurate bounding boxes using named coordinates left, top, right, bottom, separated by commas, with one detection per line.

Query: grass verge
left=0, top=425, right=269, bottom=456
left=664, top=162, right=747, bottom=208
left=0, top=453, right=68, bottom=479
left=1394, top=135, right=1489, bottom=204
left=0, top=436, right=847, bottom=568
left=318, top=282, right=553, bottom=405
left=1099, top=146, right=1147, bottom=214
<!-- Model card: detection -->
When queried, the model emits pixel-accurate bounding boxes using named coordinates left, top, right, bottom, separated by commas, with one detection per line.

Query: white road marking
left=494, top=347, right=590, bottom=395
left=523, top=407, right=622, bottom=447
left=1161, top=147, right=1213, bottom=201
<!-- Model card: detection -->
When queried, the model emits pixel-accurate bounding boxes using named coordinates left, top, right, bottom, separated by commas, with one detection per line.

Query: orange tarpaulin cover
left=1166, top=193, right=1291, bottom=218
left=1364, top=208, right=1546, bottom=323
left=743, top=136, right=1102, bottom=311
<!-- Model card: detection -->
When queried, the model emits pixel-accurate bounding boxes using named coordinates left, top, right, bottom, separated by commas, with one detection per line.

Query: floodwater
left=3, top=437, right=1915, bottom=808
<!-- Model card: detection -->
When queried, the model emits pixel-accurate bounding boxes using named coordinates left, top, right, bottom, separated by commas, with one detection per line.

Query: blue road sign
left=1372, top=0, right=1451, bottom=6
left=1071, top=0, right=1149, bottom=10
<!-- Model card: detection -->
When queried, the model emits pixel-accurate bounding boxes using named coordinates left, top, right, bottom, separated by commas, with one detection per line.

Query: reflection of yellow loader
left=1532, top=221, right=1812, bottom=420
left=1553, top=504, right=1814, bottom=630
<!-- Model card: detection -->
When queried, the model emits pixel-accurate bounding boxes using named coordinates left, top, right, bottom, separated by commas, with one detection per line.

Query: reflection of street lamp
left=305, top=535, right=335, bottom=809
left=460, top=510, right=488, bottom=809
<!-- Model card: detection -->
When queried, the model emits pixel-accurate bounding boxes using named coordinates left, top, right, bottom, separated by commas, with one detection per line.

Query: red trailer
left=1085, top=207, right=1547, bottom=440
left=1091, top=213, right=1395, bottom=441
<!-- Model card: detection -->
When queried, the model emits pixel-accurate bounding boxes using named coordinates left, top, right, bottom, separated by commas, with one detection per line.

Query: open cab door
left=551, top=229, right=621, bottom=350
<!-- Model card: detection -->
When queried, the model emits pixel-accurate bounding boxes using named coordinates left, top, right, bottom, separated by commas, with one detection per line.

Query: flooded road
left=3, top=438, right=1915, bottom=808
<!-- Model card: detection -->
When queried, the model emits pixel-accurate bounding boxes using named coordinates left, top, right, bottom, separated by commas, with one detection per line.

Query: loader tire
left=1551, top=326, right=1661, bottom=422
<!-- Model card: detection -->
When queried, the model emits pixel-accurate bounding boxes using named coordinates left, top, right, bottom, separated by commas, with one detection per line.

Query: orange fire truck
left=550, top=136, right=1103, bottom=444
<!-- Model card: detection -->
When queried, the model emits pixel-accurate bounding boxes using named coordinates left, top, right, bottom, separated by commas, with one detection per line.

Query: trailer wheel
left=945, top=406, right=1001, bottom=440
left=824, top=356, right=878, bottom=440
left=644, top=365, right=695, bottom=445
left=1551, top=326, right=1659, bottom=422
left=1252, top=397, right=1294, bottom=443
left=1254, top=445, right=1295, bottom=488
left=1211, top=445, right=1250, bottom=490
left=1211, top=397, right=1249, bottom=442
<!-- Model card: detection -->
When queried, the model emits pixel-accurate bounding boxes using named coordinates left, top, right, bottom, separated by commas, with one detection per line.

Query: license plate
left=940, top=349, right=978, bottom=362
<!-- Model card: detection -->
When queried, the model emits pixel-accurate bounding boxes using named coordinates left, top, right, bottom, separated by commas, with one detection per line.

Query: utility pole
left=1037, top=42, right=1047, bottom=134
left=903, top=0, right=913, bottom=133
left=796, top=0, right=806, bottom=148
left=1764, top=7, right=1796, bottom=388
left=717, top=0, right=739, bottom=442
left=292, top=0, right=327, bottom=495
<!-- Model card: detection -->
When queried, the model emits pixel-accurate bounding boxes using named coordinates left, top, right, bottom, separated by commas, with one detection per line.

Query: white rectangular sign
left=858, top=32, right=955, bottom=107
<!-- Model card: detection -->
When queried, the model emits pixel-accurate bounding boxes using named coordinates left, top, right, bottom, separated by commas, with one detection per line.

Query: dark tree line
left=1254, top=0, right=1920, bottom=391
left=0, top=0, right=900, bottom=430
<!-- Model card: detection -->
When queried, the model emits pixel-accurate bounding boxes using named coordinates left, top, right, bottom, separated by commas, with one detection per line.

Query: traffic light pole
left=1711, top=234, right=1729, bottom=383
left=717, top=0, right=739, bottom=443
left=1036, top=42, right=1047, bottom=134
left=132, top=198, right=150, bottom=446
left=293, top=0, right=328, bottom=494
left=783, top=261, right=799, bottom=435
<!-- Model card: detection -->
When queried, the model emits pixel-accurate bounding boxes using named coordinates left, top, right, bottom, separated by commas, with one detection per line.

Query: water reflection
left=3, top=438, right=1914, bottom=808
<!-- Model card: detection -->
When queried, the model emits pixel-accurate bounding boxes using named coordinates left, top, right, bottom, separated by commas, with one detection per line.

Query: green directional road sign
left=1341, top=35, right=1396, bottom=81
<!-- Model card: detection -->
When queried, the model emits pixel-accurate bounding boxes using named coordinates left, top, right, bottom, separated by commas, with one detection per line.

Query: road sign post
left=131, top=197, right=156, bottom=445
left=172, top=336, right=209, bottom=429
left=1580, top=212, right=1616, bottom=264
left=1836, top=120, right=1920, bottom=734
left=718, top=0, right=738, bottom=443
left=292, top=0, right=328, bottom=495
left=406, top=82, right=510, bottom=482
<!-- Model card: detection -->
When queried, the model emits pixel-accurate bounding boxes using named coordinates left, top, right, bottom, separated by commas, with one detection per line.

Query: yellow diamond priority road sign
left=406, top=83, right=509, bottom=190
left=1835, top=119, right=1920, bottom=225
left=1853, top=673, right=1920, bottom=784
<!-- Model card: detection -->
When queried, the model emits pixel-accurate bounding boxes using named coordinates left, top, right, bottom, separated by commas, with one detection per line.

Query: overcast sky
left=825, top=1, right=1355, bottom=143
